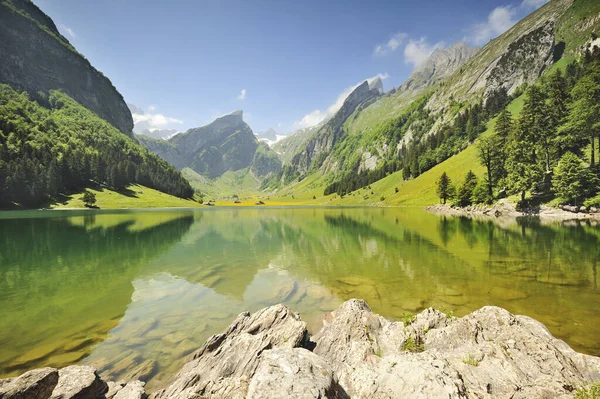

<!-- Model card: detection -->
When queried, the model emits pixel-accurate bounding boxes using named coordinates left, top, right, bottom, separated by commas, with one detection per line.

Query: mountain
left=256, top=128, right=279, bottom=142
left=281, top=79, right=383, bottom=180
left=0, top=0, right=194, bottom=208
left=0, top=0, right=133, bottom=137
left=272, top=125, right=321, bottom=164
left=399, top=42, right=478, bottom=92
left=268, top=0, right=600, bottom=200
left=138, top=110, right=282, bottom=180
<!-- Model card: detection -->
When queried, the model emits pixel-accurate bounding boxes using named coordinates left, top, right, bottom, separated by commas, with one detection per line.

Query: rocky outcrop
left=150, top=304, right=311, bottom=399
left=484, top=21, right=555, bottom=95
left=0, top=0, right=134, bottom=136
left=0, top=365, right=125, bottom=399
left=138, top=111, right=282, bottom=180
left=400, top=42, right=478, bottom=92
left=3, top=299, right=600, bottom=398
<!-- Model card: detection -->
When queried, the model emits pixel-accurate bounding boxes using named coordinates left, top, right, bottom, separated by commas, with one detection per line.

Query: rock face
left=0, top=0, right=134, bottom=136
left=3, top=299, right=600, bottom=399
left=484, top=21, right=556, bottom=95
left=138, top=111, right=282, bottom=179
left=400, top=42, right=478, bottom=92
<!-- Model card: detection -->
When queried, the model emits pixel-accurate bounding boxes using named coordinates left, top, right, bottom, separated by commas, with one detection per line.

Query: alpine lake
left=1, top=207, right=599, bottom=391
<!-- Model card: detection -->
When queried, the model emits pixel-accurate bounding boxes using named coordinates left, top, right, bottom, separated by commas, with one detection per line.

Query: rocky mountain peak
left=368, top=77, right=384, bottom=94
left=399, top=41, right=478, bottom=92
left=215, top=110, right=244, bottom=126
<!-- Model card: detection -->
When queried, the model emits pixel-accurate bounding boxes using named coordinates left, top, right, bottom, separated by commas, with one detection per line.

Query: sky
left=36, top=0, right=549, bottom=135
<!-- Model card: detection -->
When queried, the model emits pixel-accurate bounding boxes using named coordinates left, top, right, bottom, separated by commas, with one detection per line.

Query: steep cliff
left=0, top=0, right=134, bottom=136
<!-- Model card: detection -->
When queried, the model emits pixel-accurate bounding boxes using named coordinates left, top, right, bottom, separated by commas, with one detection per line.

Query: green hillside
left=52, top=184, right=203, bottom=209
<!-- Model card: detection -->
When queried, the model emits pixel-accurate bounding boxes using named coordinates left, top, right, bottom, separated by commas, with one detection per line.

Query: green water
left=0, top=208, right=599, bottom=390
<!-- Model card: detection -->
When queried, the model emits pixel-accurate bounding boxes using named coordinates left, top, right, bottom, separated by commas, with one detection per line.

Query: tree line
left=437, top=48, right=600, bottom=208
left=0, top=85, right=194, bottom=208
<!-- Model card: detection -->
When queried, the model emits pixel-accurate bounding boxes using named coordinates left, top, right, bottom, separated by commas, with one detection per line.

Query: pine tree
left=436, top=172, right=454, bottom=204
left=506, top=117, right=543, bottom=202
left=477, top=135, right=503, bottom=198
left=552, top=152, right=599, bottom=205
left=456, top=170, right=478, bottom=207
left=560, top=64, right=600, bottom=167
left=545, top=69, right=570, bottom=165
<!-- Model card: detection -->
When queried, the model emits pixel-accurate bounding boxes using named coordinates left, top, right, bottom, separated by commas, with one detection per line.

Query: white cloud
left=293, top=73, right=389, bottom=129
left=238, top=89, right=247, bottom=100
left=58, top=24, right=76, bottom=38
left=132, top=112, right=183, bottom=129
left=374, top=32, right=408, bottom=56
left=147, top=105, right=156, bottom=112
left=464, top=0, right=549, bottom=46
left=404, top=38, right=445, bottom=67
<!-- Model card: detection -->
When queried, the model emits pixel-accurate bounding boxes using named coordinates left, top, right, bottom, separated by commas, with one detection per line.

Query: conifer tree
left=560, top=64, right=600, bottom=167
left=436, top=172, right=454, bottom=204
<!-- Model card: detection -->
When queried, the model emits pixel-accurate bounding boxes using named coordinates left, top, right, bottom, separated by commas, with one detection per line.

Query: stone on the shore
left=49, top=365, right=107, bottom=399
left=314, top=299, right=600, bottom=398
left=150, top=304, right=307, bottom=399
left=247, top=348, right=347, bottom=399
left=4, top=299, right=600, bottom=399
left=112, top=381, right=145, bottom=399
left=0, top=367, right=58, bottom=399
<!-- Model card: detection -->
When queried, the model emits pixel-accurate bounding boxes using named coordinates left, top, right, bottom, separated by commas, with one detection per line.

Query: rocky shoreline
left=426, top=199, right=600, bottom=222
left=2, top=299, right=600, bottom=398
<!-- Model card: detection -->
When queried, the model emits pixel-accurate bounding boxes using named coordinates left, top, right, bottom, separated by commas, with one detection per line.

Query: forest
left=437, top=48, right=600, bottom=209
left=0, top=85, right=194, bottom=208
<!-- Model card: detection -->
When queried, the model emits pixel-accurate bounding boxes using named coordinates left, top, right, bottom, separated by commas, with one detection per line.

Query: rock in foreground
left=2, top=299, right=600, bottom=398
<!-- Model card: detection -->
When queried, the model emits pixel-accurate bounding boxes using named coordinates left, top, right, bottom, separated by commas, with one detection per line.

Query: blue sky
left=36, top=0, right=548, bottom=135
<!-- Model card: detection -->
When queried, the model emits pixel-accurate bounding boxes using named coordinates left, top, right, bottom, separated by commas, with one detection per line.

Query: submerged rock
left=2, top=299, right=600, bottom=398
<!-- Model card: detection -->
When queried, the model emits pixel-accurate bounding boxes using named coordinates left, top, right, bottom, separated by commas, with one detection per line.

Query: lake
left=0, top=207, right=599, bottom=390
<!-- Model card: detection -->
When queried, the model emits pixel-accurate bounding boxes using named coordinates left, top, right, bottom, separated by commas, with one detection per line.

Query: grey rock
left=49, top=365, right=107, bottom=399
left=314, top=299, right=600, bottom=399
left=0, top=0, right=133, bottom=136
left=0, top=367, right=58, bottom=399
left=247, top=348, right=347, bottom=399
left=105, top=381, right=126, bottom=399
left=400, top=42, right=478, bottom=92
left=150, top=304, right=307, bottom=399
left=485, top=21, right=555, bottom=96
left=112, top=381, right=145, bottom=399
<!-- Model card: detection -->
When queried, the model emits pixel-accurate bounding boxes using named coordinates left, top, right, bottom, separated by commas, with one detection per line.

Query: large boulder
left=247, top=348, right=347, bottom=399
left=150, top=304, right=308, bottom=399
left=0, top=367, right=58, bottom=399
left=313, top=299, right=600, bottom=399
left=49, top=366, right=107, bottom=399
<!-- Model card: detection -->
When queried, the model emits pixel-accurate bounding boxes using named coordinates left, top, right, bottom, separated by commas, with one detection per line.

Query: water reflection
left=0, top=208, right=599, bottom=390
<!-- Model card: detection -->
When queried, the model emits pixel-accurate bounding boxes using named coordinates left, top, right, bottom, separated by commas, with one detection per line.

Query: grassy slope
left=268, top=95, right=526, bottom=206
left=52, top=184, right=202, bottom=209
left=182, top=167, right=260, bottom=199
